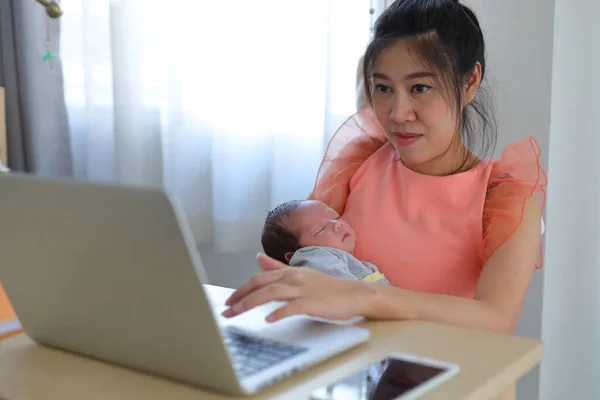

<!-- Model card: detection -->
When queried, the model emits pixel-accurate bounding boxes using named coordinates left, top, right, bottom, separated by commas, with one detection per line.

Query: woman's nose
left=390, top=94, right=417, bottom=123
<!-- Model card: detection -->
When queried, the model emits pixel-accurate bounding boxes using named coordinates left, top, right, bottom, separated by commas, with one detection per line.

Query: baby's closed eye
left=313, top=217, right=341, bottom=236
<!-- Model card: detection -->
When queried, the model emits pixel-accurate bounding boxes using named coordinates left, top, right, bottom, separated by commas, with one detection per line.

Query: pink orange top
left=313, top=109, right=547, bottom=298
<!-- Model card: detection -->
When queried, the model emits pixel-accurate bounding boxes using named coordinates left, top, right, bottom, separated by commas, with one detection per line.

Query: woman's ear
left=284, top=251, right=294, bottom=263
left=463, top=62, right=482, bottom=105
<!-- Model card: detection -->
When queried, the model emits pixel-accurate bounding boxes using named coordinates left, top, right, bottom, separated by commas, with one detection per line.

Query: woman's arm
left=223, top=197, right=541, bottom=333
left=357, top=196, right=541, bottom=334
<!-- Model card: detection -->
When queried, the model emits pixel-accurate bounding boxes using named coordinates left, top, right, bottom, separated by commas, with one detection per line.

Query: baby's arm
left=361, top=261, right=391, bottom=285
left=289, top=247, right=359, bottom=280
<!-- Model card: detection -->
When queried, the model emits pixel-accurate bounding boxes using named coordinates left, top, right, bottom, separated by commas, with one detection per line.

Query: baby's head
left=261, top=200, right=356, bottom=264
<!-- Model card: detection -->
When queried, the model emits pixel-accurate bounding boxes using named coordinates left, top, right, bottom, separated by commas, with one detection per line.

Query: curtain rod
left=33, top=0, right=63, bottom=18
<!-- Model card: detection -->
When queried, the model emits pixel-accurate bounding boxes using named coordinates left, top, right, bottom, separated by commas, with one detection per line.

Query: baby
left=261, top=199, right=390, bottom=285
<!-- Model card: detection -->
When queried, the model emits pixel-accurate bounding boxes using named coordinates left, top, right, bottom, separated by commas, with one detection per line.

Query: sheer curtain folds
left=60, top=0, right=370, bottom=252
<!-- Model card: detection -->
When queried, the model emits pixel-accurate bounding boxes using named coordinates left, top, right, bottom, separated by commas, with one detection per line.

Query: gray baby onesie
left=288, top=246, right=390, bottom=285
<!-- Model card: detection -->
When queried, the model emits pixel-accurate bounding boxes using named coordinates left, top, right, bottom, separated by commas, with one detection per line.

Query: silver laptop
left=0, top=173, right=370, bottom=396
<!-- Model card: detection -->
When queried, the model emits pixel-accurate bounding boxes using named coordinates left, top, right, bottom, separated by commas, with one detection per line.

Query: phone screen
left=310, top=356, right=450, bottom=400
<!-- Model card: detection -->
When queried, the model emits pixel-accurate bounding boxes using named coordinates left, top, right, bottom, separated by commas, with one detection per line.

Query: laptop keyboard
left=224, top=328, right=308, bottom=378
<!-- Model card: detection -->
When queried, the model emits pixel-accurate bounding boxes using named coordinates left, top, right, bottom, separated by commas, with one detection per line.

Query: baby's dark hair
left=261, top=200, right=303, bottom=264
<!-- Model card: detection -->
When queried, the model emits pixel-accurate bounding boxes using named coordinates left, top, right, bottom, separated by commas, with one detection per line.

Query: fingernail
left=266, top=314, right=275, bottom=322
left=221, top=309, right=232, bottom=318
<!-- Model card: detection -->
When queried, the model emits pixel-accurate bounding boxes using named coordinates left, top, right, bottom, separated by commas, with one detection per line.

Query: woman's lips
left=392, top=132, right=423, bottom=146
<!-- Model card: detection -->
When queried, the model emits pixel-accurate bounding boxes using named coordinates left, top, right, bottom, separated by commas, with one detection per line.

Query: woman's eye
left=412, top=84, right=431, bottom=94
left=376, top=84, right=392, bottom=94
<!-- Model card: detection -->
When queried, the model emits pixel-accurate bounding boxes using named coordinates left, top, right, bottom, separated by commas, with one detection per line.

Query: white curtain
left=60, top=0, right=371, bottom=252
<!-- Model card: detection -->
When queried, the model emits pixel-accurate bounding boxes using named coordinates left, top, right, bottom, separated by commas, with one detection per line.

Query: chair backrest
left=541, top=217, right=546, bottom=235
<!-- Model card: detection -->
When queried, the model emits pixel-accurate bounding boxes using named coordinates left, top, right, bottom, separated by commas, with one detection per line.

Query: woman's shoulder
left=483, top=136, right=548, bottom=268
left=312, top=108, right=387, bottom=214
left=349, top=142, right=395, bottom=188
left=487, top=136, right=546, bottom=192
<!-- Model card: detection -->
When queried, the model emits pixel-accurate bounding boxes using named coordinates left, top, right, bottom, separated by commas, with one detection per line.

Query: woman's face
left=370, top=39, right=480, bottom=175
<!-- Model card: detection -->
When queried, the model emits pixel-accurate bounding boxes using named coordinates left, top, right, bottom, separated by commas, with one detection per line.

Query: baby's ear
left=284, top=252, right=294, bottom=263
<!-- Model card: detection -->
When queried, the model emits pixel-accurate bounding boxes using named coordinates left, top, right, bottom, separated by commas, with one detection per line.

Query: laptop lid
left=0, top=173, right=243, bottom=393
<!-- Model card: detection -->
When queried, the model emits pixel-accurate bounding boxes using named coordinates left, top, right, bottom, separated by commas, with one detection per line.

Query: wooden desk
left=0, top=285, right=543, bottom=400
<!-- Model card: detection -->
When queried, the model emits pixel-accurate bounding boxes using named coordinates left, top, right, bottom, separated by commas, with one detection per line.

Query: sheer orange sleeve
left=312, top=108, right=387, bottom=214
left=483, top=137, right=548, bottom=269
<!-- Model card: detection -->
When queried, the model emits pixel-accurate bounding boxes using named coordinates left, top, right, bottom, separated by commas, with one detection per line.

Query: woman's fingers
left=222, top=283, right=300, bottom=318
left=265, top=300, right=307, bottom=322
left=257, top=253, right=287, bottom=271
left=225, top=269, right=286, bottom=306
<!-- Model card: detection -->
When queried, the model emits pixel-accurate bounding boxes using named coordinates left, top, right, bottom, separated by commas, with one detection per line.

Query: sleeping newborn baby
left=261, top=199, right=390, bottom=285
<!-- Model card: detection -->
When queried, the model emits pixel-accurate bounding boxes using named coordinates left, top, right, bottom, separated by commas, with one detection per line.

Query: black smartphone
left=309, top=353, right=460, bottom=400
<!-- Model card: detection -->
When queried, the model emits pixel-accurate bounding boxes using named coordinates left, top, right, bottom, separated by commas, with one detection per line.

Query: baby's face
left=291, top=200, right=356, bottom=254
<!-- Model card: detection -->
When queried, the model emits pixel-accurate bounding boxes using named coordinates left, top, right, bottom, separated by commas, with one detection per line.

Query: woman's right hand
left=221, top=253, right=374, bottom=322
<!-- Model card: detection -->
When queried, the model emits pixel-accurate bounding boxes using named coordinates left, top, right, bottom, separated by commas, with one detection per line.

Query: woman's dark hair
left=363, top=0, right=497, bottom=171
left=261, top=200, right=302, bottom=264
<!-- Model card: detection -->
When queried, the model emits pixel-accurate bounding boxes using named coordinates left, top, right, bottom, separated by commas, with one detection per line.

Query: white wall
left=199, top=244, right=260, bottom=289
left=467, top=0, right=555, bottom=398
left=540, top=0, right=600, bottom=399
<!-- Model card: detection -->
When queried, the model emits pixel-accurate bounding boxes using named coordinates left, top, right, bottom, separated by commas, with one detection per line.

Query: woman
left=224, top=0, right=546, bottom=339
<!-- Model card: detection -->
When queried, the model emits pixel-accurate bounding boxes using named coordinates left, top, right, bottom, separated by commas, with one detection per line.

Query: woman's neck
left=400, top=145, right=479, bottom=177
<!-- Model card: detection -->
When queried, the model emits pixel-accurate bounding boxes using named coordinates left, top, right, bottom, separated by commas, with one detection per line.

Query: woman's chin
left=393, top=149, right=429, bottom=169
